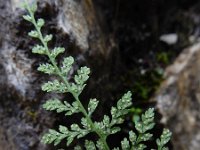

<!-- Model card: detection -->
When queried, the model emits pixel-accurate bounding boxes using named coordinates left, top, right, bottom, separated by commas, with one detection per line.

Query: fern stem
left=25, top=2, right=110, bottom=149
left=74, top=95, right=110, bottom=150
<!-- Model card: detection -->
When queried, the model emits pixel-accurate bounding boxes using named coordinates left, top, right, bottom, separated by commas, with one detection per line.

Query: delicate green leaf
left=74, top=146, right=82, bottom=150
left=129, top=108, right=156, bottom=149
left=110, top=127, right=121, bottom=134
left=102, top=115, right=110, bottom=128
left=94, top=115, right=113, bottom=135
left=70, top=83, right=84, bottom=95
left=135, top=122, right=143, bottom=133
left=65, top=101, right=80, bottom=116
left=156, top=128, right=172, bottom=150
left=28, top=30, right=39, bottom=38
left=70, top=124, right=89, bottom=139
left=121, top=138, right=130, bottom=150
left=77, top=130, right=89, bottom=139
left=43, top=99, right=67, bottom=112
left=140, top=133, right=153, bottom=141
left=81, top=117, right=91, bottom=130
left=37, top=18, right=45, bottom=28
left=137, top=144, right=146, bottom=150
left=141, top=108, right=154, bottom=125
left=41, top=129, right=57, bottom=144
left=30, top=2, right=37, bottom=12
left=42, top=124, right=89, bottom=147
left=71, top=66, right=90, bottom=94
left=41, top=129, right=67, bottom=146
left=110, top=106, right=124, bottom=125
left=135, top=108, right=155, bottom=134
left=85, top=140, right=96, bottom=150
left=144, top=122, right=155, bottom=132
left=111, top=107, right=117, bottom=117
left=129, top=131, right=137, bottom=143
left=59, top=125, right=69, bottom=134
left=61, top=56, right=74, bottom=75
left=74, top=67, right=90, bottom=86
left=37, top=63, right=55, bottom=74
left=110, top=91, right=132, bottom=127
left=32, top=45, right=46, bottom=54
left=96, top=140, right=104, bottom=150
left=62, top=123, right=89, bottom=146
left=67, top=134, right=76, bottom=146
left=23, top=15, right=32, bottom=22
left=43, top=99, right=80, bottom=116
left=44, top=34, right=53, bottom=42
left=42, top=80, right=67, bottom=93
left=88, top=98, right=99, bottom=116
left=117, top=91, right=132, bottom=110
left=70, top=124, right=80, bottom=131
left=94, top=121, right=104, bottom=132
left=51, top=47, right=65, bottom=58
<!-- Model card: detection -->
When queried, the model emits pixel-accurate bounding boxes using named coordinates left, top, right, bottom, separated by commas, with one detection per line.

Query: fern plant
left=22, top=1, right=172, bottom=149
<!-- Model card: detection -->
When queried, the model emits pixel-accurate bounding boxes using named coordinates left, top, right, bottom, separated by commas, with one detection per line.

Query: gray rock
left=160, top=33, right=178, bottom=45
left=153, top=42, right=200, bottom=150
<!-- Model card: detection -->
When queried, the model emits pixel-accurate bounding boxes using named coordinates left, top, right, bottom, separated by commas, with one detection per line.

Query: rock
left=57, top=0, right=90, bottom=51
left=159, top=33, right=178, bottom=45
left=153, top=42, right=200, bottom=150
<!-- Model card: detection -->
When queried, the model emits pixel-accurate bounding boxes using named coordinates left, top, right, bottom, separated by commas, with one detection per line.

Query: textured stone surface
left=153, top=42, right=200, bottom=150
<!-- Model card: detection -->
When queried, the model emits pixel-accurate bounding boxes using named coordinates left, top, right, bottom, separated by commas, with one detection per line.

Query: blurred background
left=0, top=0, right=200, bottom=149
